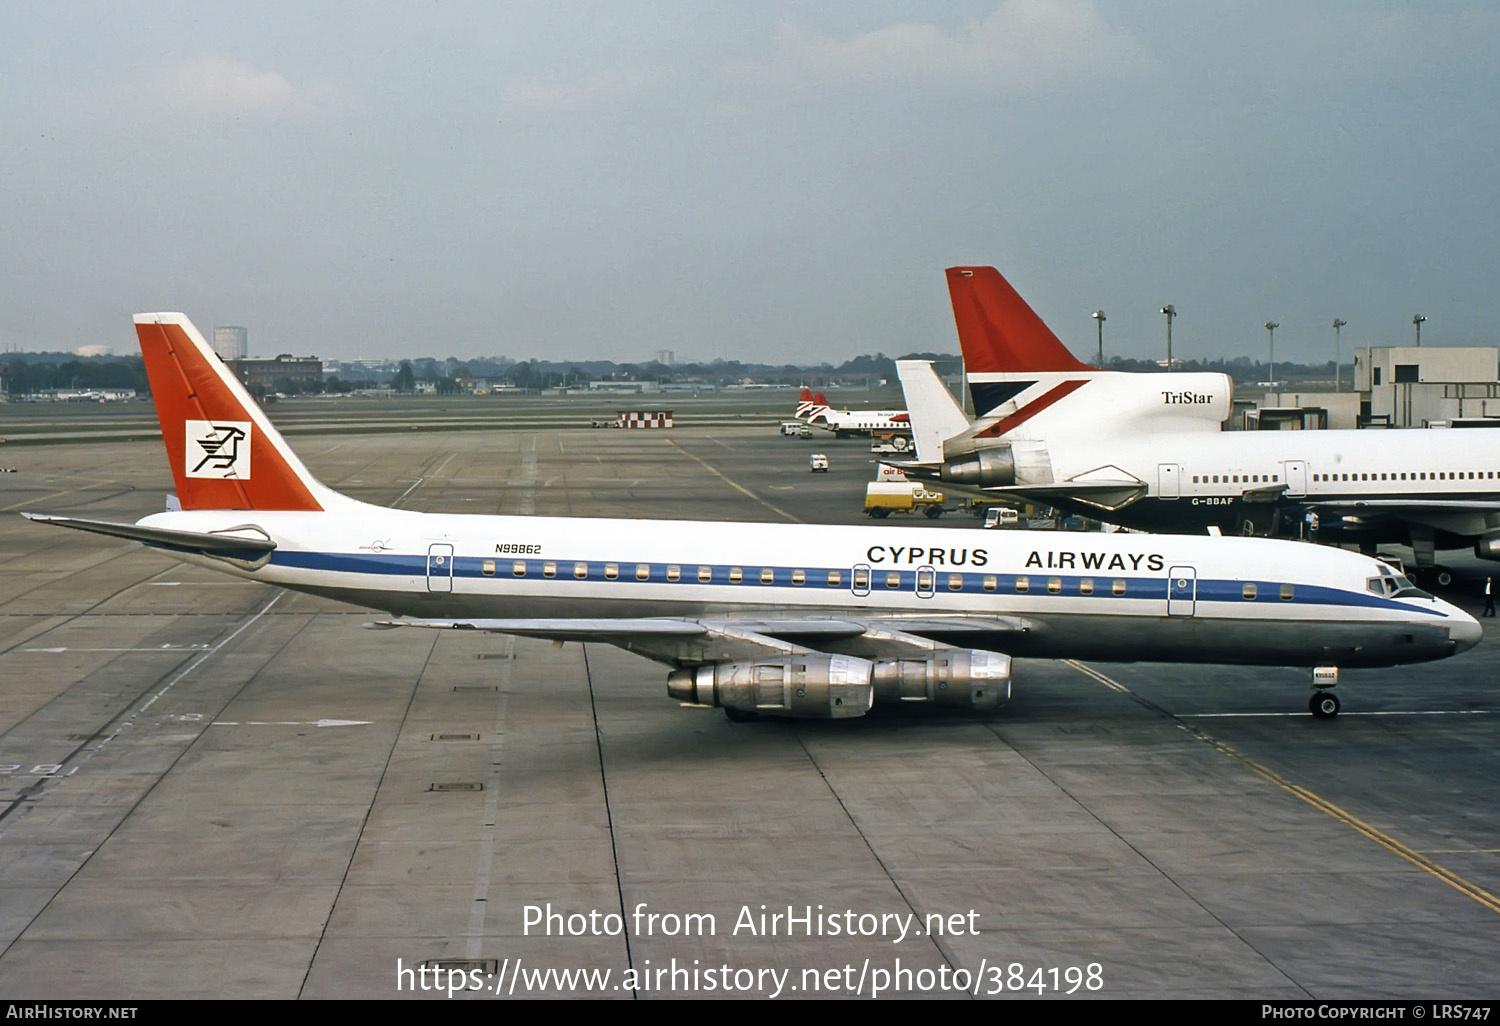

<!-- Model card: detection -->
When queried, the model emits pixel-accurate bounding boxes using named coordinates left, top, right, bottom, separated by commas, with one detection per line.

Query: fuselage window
left=1014, top=576, right=1030, bottom=593
left=761, top=567, right=775, bottom=584
left=606, top=563, right=620, bottom=580
left=667, top=565, right=681, bottom=582
left=1279, top=583, right=1295, bottom=601
left=729, top=567, right=743, bottom=583
left=574, top=562, right=588, bottom=579
left=512, top=560, right=526, bottom=577
left=1242, top=582, right=1257, bottom=600
left=636, top=563, right=650, bottom=581
left=1047, top=577, right=1062, bottom=594
left=982, top=576, right=997, bottom=592
left=1080, top=578, right=1094, bottom=595
left=947, top=574, right=963, bottom=591
left=696, top=565, right=710, bottom=582
left=543, top=561, right=557, bottom=578
left=791, top=569, right=806, bottom=585
left=827, top=570, right=843, bottom=587
left=851, top=568, right=867, bottom=589
left=482, top=560, right=496, bottom=577
left=885, top=572, right=901, bottom=589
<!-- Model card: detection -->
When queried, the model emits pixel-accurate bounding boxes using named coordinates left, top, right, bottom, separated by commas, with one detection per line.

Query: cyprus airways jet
left=23, top=313, right=1479, bottom=720
left=897, top=266, right=1500, bottom=583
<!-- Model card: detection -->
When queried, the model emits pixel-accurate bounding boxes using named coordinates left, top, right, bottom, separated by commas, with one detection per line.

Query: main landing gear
left=1309, top=666, right=1340, bottom=719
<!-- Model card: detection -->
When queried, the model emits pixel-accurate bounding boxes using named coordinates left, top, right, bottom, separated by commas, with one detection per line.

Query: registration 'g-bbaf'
left=25, top=314, right=1480, bottom=722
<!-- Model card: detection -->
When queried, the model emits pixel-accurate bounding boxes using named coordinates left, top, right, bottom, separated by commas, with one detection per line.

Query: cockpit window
left=1368, top=574, right=1430, bottom=600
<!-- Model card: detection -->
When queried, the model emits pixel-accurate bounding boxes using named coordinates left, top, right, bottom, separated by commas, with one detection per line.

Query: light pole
left=1160, top=305, right=1176, bottom=371
left=1092, top=310, right=1106, bottom=369
left=1332, top=318, right=1346, bottom=392
left=1413, top=314, right=1426, bottom=347
left=1264, top=321, right=1279, bottom=388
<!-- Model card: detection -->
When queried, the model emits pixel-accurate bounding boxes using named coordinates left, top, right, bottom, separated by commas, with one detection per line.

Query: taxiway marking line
left=665, top=440, right=801, bottom=523
left=2, top=479, right=117, bottom=513
left=1064, top=659, right=1500, bottom=917
left=1186, top=710, right=1492, bottom=718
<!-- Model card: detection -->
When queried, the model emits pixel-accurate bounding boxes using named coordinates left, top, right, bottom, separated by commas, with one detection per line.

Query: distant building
left=655, top=349, right=675, bottom=367
left=213, top=326, right=248, bottom=362
left=226, top=354, right=323, bottom=393
left=1354, top=346, right=1500, bottom=427
left=76, top=345, right=113, bottom=358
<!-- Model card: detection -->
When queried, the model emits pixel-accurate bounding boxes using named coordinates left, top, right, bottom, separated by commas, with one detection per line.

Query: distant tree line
left=2, top=356, right=149, bottom=395
left=2, top=348, right=1351, bottom=398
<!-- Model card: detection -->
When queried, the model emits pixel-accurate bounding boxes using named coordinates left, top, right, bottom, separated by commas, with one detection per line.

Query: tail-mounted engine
left=667, top=654, right=875, bottom=719
left=938, top=447, right=1016, bottom=488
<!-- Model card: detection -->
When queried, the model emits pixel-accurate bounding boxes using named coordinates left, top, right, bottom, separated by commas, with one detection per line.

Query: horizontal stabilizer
left=20, top=513, right=276, bottom=555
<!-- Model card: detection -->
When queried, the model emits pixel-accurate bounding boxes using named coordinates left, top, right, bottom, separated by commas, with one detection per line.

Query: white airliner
left=23, top=313, right=1480, bottom=720
left=895, top=266, right=1500, bottom=582
left=798, top=389, right=912, bottom=441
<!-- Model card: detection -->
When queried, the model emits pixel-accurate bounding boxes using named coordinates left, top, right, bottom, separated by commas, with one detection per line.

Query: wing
left=1306, top=498, right=1500, bottom=538
left=370, top=613, right=1038, bottom=666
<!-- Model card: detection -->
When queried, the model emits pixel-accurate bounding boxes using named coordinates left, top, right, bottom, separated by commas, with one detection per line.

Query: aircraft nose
left=1448, top=609, right=1483, bottom=653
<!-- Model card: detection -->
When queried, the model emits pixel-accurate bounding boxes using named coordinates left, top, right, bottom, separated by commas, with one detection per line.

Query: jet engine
left=872, top=650, right=1011, bottom=711
left=1475, top=536, right=1500, bottom=562
left=666, top=654, right=874, bottom=719
left=937, top=447, right=1016, bottom=488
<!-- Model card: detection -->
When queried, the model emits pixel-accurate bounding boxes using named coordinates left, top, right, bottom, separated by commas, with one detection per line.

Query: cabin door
left=1167, top=565, right=1197, bottom=617
left=427, top=543, right=455, bottom=593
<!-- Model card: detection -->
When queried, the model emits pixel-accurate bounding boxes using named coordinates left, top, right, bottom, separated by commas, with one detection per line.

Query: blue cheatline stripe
left=264, top=550, right=1450, bottom=618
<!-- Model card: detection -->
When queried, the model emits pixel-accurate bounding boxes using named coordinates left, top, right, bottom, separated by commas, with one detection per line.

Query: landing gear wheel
left=1437, top=568, right=1453, bottom=587
left=724, top=707, right=759, bottom=723
left=1309, top=692, right=1341, bottom=719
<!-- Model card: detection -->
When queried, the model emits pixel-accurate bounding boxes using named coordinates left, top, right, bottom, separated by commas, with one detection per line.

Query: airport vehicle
left=809, top=453, right=829, bottom=473
left=982, top=507, right=1020, bottom=529
left=870, top=435, right=912, bottom=455
left=894, top=266, right=1500, bottom=583
left=22, top=313, right=1480, bottom=721
left=863, top=481, right=946, bottom=519
left=782, top=421, right=811, bottom=438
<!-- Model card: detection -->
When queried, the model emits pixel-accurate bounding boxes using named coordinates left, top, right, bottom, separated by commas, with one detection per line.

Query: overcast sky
left=4, top=2, right=1497, bottom=365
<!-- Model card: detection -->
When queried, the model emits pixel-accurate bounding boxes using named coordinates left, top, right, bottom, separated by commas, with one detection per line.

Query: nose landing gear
left=1310, top=666, right=1340, bottom=719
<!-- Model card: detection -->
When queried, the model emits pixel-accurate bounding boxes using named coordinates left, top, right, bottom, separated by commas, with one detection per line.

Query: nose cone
left=1447, top=607, right=1483, bottom=653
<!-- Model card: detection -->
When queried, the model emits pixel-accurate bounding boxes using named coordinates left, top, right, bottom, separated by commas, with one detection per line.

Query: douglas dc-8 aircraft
left=23, top=314, right=1481, bottom=720
left=896, top=266, right=1500, bottom=584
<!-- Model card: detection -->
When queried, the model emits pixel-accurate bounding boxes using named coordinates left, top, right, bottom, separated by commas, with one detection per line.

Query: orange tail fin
left=135, top=313, right=338, bottom=511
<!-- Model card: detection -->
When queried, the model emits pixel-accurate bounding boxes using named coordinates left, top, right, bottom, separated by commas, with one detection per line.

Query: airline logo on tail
left=795, top=388, right=816, bottom=418
left=186, top=421, right=252, bottom=478
left=136, top=313, right=329, bottom=512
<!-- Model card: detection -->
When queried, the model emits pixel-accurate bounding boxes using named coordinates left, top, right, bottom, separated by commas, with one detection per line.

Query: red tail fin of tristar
left=135, top=313, right=332, bottom=511
left=945, top=267, right=1092, bottom=374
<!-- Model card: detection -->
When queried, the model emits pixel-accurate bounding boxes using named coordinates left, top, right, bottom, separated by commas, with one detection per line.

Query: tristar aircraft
left=895, top=266, right=1500, bottom=583
left=22, top=313, right=1480, bottom=721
